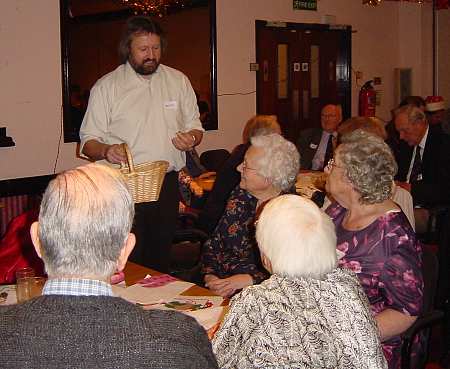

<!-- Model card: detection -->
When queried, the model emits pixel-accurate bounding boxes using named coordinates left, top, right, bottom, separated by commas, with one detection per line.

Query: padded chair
left=0, top=209, right=45, bottom=284
left=199, top=149, right=230, bottom=172
left=169, top=212, right=208, bottom=285
left=401, top=244, right=445, bottom=369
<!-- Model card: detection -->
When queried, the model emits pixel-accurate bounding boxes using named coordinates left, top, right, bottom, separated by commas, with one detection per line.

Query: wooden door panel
left=256, top=21, right=351, bottom=144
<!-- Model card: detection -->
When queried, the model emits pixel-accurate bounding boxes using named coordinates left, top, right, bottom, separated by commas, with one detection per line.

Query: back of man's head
left=36, top=164, right=134, bottom=279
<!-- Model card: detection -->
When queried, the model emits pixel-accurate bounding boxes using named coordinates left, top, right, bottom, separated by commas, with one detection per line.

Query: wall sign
left=293, top=0, right=317, bottom=11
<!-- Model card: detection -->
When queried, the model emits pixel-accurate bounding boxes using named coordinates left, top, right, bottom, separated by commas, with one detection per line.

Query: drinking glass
left=16, top=267, right=35, bottom=303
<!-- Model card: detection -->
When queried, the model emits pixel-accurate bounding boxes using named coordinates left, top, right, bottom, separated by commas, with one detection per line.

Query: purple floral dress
left=326, top=202, right=423, bottom=369
left=200, top=186, right=269, bottom=284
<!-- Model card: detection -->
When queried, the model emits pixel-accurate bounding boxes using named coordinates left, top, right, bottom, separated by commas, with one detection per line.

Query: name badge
left=164, top=101, right=178, bottom=110
left=310, top=143, right=318, bottom=149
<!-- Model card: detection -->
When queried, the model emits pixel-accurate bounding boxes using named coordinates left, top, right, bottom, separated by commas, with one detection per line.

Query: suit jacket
left=0, top=295, right=219, bottom=369
left=296, top=127, right=324, bottom=170
left=396, top=125, right=450, bottom=207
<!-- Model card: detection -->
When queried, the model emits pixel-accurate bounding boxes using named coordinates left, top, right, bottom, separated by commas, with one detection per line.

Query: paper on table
left=185, top=306, right=228, bottom=331
left=0, top=285, right=17, bottom=305
left=112, top=280, right=194, bottom=305
left=141, top=295, right=223, bottom=311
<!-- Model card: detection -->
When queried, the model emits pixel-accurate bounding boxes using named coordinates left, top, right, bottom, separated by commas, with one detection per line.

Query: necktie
left=409, top=146, right=422, bottom=183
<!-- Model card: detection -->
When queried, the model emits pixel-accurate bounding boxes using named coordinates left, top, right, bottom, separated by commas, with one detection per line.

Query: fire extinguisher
left=359, top=80, right=376, bottom=117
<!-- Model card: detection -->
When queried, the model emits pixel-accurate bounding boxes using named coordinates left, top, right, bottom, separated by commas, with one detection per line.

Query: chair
left=169, top=212, right=209, bottom=285
left=401, top=244, right=445, bottom=369
left=200, top=149, right=230, bottom=172
left=0, top=209, right=45, bottom=284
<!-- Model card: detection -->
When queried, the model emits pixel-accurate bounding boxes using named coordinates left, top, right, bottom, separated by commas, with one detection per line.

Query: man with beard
left=80, top=16, right=203, bottom=272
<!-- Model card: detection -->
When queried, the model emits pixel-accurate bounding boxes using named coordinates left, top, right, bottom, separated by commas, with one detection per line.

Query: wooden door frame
left=255, top=20, right=352, bottom=122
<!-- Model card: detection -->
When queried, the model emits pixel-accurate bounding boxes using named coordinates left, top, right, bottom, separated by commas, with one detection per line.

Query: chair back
left=200, top=149, right=230, bottom=172
left=401, top=244, right=441, bottom=369
left=0, top=209, right=45, bottom=284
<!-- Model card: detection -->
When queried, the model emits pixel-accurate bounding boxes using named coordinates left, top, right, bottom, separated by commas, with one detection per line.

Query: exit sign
left=293, top=0, right=317, bottom=11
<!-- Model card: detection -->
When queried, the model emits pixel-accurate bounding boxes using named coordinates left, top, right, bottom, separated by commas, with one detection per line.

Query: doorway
left=256, top=20, right=351, bottom=143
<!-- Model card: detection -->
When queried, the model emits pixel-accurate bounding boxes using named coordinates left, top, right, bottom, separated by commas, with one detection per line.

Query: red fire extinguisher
left=359, top=80, right=376, bottom=117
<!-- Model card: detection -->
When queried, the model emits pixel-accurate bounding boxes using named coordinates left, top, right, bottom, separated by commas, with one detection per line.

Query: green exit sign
left=293, top=0, right=317, bottom=11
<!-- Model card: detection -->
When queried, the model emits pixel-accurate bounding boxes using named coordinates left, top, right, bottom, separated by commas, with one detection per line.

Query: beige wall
left=437, top=10, right=450, bottom=99
left=0, top=0, right=435, bottom=180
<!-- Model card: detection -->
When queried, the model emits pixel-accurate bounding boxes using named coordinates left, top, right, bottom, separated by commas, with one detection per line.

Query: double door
left=256, top=21, right=351, bottom=143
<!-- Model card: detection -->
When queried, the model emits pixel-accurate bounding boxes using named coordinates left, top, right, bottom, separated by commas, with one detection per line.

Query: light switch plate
left=249, top=63, right=259, bottom=71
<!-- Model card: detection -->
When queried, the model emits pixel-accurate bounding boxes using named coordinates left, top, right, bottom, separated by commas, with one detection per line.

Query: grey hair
left=38, top=163, right=134, bottom=279
left=256, top=195, right=337, bottom=279
left=338, top=130, right=397, bottom=205
left=250, top=134, right=300, bottom=192
left=394, top=105, right=426, bottom=124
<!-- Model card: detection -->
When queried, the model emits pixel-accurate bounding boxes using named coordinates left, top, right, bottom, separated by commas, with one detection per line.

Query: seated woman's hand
left=205, top=274, right=253, bottom=298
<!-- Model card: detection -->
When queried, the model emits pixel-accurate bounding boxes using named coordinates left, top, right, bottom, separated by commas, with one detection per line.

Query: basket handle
left=121, top=143, right=135, bottom=174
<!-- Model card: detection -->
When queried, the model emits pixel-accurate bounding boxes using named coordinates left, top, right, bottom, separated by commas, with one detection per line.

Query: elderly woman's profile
left=200, top=133, right=300, bottom=297
left=325, top=130, right=423, bottom=368
left=212, top=195, right=387, bottom=369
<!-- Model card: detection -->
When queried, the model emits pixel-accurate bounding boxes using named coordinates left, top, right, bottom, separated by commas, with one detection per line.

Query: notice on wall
left=293, top=0, right=317, bottom=11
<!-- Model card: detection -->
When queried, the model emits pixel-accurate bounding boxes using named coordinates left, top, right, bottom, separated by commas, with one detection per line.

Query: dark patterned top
left=326, top=202, right=423, bottom=369
left=200, top=186, right=269, bottom=284
left=213, top=270, right=387, bottom=369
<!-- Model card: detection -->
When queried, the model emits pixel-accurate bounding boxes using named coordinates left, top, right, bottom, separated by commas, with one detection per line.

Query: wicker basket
left=120, top=143, right=169, bottom=203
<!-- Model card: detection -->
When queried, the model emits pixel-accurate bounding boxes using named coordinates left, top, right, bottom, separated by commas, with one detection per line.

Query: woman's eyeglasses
left=241, top=161, right=258, bottom=172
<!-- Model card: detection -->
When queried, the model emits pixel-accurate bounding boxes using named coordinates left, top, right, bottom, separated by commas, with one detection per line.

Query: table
left=124, top=261, right=218, bottom=298
left=192, top=172, right=216, bottom=192
left=192, top=170, right=327, bottom=196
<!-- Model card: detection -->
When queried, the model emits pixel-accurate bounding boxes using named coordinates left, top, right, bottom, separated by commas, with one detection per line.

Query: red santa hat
left=425, top=96, right=446, bottom=112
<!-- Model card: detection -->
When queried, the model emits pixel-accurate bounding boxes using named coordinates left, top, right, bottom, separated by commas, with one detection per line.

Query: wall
left=437, top=9, right=450, bottom=99
left=0, top=1, right=86, bottom=180
left=0, top=0, right=434, bottom=180
left=201, top=0, right=434, bottom=153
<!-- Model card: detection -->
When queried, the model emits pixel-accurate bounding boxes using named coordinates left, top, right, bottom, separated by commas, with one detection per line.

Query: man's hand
left=104, top=144, right=127, bottom=164
left=205, top=274, right=253, bottom=298
left=172, top=131, right=196, bottom=151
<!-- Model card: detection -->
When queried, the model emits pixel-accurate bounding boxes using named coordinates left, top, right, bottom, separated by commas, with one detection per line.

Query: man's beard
left=130, top=58, right=160, bottom=75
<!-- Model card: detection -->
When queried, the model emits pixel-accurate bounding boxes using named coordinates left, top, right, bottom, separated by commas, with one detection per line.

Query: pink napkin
left=137, top=274, right=177, bottom=288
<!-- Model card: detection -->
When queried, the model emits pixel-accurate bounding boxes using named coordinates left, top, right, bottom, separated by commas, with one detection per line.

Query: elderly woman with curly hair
left=213, top=195, right=387, bottom=369
left=325, top=130, right=423, bottom=369
left=196, top=115, right=281, bottom=235
left=201, top=133, right=300, bottom=297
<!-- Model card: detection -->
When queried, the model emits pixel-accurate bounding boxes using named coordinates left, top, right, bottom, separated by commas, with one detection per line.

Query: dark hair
left=118, top=16, right=166, bottom=64
left=399, top=96, right=426, bottom=109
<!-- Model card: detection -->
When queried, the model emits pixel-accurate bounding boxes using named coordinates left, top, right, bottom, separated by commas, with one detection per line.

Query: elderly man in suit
left=394, top=105, right=450, bottom=233
left=297, top=103, right=342, bottom=170
left=0, top=163, right=218, bottom=369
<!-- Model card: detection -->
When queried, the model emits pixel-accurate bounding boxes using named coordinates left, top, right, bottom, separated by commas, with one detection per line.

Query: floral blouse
left=200, top=186, right=269, bottom=284
left=326, top=202, right=423, bottom=369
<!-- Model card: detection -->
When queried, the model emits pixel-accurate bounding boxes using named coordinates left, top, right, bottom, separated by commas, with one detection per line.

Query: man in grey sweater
left=0, top=163, right=218, bottom=369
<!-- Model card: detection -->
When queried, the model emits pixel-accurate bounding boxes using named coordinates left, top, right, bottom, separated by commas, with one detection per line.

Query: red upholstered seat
left=0, top=209, right=45, bottom=284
